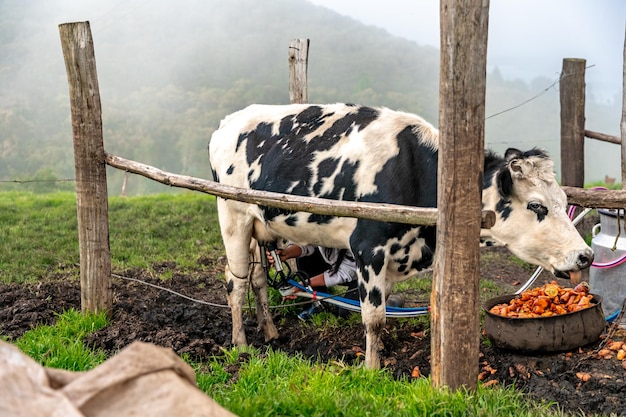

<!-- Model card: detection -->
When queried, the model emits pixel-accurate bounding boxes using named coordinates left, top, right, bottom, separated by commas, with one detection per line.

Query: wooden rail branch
left=563, top=186, right=626, bottom=209
left=105, top=152, right=497, bottom=228
left=584, top=129, right=621, bottom=145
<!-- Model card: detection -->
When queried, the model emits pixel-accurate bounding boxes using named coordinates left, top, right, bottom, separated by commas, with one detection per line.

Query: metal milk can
left=589, top=208, right=626, bottom=320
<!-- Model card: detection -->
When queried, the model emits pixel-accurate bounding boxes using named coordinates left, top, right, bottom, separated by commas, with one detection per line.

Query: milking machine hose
left=286, top=279, right=430, bottom=317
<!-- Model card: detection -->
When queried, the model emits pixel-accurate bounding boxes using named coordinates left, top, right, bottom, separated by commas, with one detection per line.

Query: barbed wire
left=485, top=65, right=594, bottom=120
left=0, top=179, right=75, bottom=184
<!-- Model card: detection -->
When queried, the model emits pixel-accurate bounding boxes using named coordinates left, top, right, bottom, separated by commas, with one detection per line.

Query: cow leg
left=358, top=270, right=387, bottom=369
left=249, top=240, right=279, bottom=342
left=225, top=262, right=249, bottom=346
left=217, top=200, right=256, bottom=347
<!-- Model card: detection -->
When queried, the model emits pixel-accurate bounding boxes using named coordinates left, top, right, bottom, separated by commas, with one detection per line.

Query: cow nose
left=577, top=250, right=594, bottom=269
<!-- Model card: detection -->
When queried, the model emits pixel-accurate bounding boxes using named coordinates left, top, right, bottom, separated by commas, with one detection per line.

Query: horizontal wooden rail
left=585, top=129, right=620, bottom=145
left=105, top=152, right=496, bottom=229
left=563, top=186, right=626, bottom=209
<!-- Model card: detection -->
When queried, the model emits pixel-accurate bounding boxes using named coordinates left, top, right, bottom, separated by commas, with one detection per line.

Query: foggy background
left=309, top=0, right=624, bottom=102
left=1, top=0, right=624, bottom=195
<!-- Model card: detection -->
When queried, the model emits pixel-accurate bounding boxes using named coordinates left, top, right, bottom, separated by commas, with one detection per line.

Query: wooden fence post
left=621, top=28, right=626, bottom=189
left=289, top=39, right=309, bottom=104
left=560, top=58, right=586, bottom=187
left=59, top=21, right=112, bottom=315
left=432, top=0, right=489, bottom=390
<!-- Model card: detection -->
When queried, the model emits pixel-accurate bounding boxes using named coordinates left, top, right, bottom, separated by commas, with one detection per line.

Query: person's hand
left=266, top=244, right=302, bottom=265
left=280, top=285, right=299, bottom=301
left=265, top=248, right=285, bottom=266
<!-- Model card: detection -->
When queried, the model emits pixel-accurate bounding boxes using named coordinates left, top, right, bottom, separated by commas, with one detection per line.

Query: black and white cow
left=208, top=103, right=594, bottom=369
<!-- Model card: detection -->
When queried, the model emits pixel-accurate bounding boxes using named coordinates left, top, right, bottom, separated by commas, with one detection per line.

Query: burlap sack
left=0, top=340, right=237, bottom=417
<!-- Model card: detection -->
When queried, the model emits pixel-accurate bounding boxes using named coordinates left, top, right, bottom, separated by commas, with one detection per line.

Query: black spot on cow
left=313, top=158, right=340, bottom=194
left=361, top=265, right=370, bottom=283
left=390, top=243, right=402, bottom=255
left=359, top=282, right=367, bottom=302
left=278, top=114, right=294, bottom=136
left=307, top=213, right=333, bottom=225
left=226, top=165, right=234, bottom=175
left=295, top=105, right=324, bottom=125
left=496, top=168, right=514, bottom=198
left=368, top=286, right=383, bottom=308
left=411, top=244, right=434, bottom=271
left=326, top=106, right=379, bottom=137
left=226, top=279, right=234, bottom=295
left=365, top=126, right=438, bottom=207
left=285, top=215, right=299, bottom=226
left=261, top=206, right=296, bottom=222
left=322, top=160, right=359, bottom=201
left=396, top=255, right=409, bottom=269
left=404, top=237, right=417, bottom=254
left=496, top=198, right=512, bottom=220
left=370, top=248, right=386, bottom=276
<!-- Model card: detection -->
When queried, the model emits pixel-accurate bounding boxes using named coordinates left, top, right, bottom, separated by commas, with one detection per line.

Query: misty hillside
left=0, top=0, right=621, bottom=194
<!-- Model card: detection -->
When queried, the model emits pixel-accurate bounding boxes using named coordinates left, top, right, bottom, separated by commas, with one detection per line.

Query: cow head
left=482, top=148, right=594, bottom=278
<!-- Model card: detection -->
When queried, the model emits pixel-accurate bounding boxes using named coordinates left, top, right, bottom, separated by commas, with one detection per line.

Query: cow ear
left=496, top=166, right=514, bottom=197
left=504, top=148, right=522, bottom=160
left=508, top=159, right=524, bottom=175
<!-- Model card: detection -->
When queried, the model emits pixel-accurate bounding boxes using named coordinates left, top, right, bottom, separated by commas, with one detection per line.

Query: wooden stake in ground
left=431, top=0, right=490, bottom=390
left=560, top=58, right=586, bottom=188
left=621, top=26, right=626, bottom=189
left=59, top=21, right=112, bottom=315
left=288, top=39, right=309, bottom=104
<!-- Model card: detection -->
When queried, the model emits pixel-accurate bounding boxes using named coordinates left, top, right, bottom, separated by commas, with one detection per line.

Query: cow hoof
left=387, top=294, right=404, bottom=308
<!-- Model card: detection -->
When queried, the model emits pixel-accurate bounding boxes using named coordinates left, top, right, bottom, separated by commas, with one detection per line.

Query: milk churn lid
left=597, top=208, right=625, bottom=218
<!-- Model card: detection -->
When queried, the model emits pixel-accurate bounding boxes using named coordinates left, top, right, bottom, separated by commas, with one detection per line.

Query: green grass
left=199, top=347, right=543, bottom=417
left=0, top=191, right=224, bottom=283
left=107, top=192, right=224, bottom=271
left=15, top=309, right=108, bottom=371
left=0, top=191, right=82, bottom=283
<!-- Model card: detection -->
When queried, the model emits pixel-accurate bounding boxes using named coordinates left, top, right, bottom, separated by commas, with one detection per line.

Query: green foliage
left=16, top=309, right=108, bottom=371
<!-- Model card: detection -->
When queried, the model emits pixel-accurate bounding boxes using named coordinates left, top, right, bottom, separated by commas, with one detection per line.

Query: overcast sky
left=308, top=0, right=626, bottom=102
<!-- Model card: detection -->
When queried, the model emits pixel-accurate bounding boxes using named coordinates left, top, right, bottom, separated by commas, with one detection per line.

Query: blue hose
left=286, top=279, right=430, bottom=317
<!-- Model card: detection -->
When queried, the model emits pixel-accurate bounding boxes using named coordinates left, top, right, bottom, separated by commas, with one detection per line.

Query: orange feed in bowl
left=489, top=281, right=594, bottom=318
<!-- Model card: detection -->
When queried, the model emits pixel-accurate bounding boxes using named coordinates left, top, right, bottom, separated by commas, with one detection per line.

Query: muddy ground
left=1, top=243, right=625, bottom=416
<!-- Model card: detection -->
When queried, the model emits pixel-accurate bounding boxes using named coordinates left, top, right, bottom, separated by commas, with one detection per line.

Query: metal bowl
left=483, top=293, right=606, bottom=352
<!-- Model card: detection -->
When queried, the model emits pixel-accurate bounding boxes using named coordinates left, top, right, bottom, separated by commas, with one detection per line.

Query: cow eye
left=527, top=201, right=548, bottom=218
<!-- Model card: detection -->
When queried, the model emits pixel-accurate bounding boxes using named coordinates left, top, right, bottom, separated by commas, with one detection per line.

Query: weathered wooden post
left=59, top=21, right=112, bottom=315
left=560, top=58, right=586, bottom=187
left=621, top=28, right=626, bottom=189
left=288, top=39, right=310, bottom=104
left=432, top=0, right=489, bottom=390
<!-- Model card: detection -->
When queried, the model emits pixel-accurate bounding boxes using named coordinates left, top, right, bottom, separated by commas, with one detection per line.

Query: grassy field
left=1, top=191, right=575, bottom=416
left=0, top=190, right=224, bottom=284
